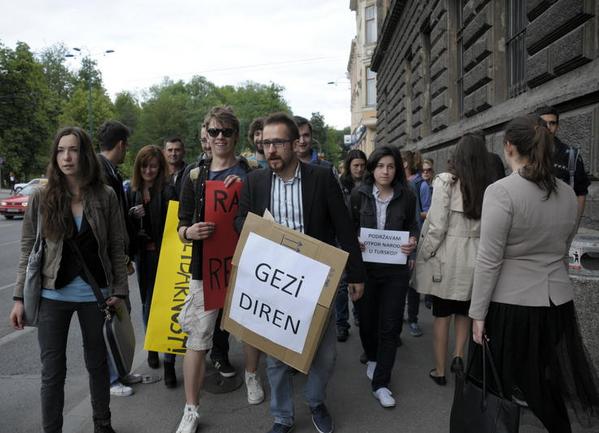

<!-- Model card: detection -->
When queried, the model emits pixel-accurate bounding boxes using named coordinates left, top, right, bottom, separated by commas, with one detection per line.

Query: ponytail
left=504, top=115, right=557, bottom=198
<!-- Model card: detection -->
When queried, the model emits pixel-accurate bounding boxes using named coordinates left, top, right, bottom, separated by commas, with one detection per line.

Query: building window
left=366, top=67, right=376, bottom=106
left=365, top=4, right=377, bottom=44
left=506, top=0, right=528, bottom=97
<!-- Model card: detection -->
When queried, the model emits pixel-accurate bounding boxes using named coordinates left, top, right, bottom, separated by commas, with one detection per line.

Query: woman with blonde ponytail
left=468, top=115, right=599, bottom=432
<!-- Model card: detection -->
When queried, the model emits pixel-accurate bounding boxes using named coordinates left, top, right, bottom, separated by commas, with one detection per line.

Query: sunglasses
left=207, top=128, right=235, bottom=138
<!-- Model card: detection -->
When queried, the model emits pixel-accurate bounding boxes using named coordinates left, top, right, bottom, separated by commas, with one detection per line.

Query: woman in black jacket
left=127, top=145, right=177, bottom=386
left=350, top=146, right=418, bottom=408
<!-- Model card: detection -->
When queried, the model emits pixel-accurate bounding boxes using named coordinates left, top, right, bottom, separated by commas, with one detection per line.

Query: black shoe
left=450, top=356, right=464, bottom=375
left=147, top=351, right=159, bottom=369
left=429, top=368, right=447, bottom=386
left=310, top=403, right=334, bottom=433
left=94, top=420, right=116, bottom=433
left=164, top=361, right=177, bottom=388
left=359, top=352, right=367, bottom=364
left=267, top=423, right=295, bottom=433
left=336, top=327, right=349, bottom=342
left=213, top=358, right=236, bottom=378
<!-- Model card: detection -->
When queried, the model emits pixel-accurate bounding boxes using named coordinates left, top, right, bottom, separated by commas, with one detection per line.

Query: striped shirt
left=271, top=163, right=304, bottom=232
left=373, top=184, right=391, bottom=230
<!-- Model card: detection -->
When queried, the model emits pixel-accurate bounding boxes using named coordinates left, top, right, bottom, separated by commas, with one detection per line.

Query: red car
left=0, top=185, right=38, bottom=219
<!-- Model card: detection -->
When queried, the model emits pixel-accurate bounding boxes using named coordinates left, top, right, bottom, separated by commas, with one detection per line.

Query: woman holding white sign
left=350, top=146, right=418, bottom=408
left=413, top=133, right=495, bottom=386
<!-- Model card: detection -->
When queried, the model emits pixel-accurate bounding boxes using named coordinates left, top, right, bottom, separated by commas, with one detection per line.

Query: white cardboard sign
left=229, top=232, right=330, bottom=353
left=360, top=227, right=409, bottom=265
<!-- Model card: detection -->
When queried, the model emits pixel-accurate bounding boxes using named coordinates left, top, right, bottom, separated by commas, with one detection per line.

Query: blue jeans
left=266, top=318, right=337, bottom=426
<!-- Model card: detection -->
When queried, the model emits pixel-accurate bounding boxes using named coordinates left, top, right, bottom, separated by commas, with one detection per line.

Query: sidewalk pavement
left=61, top=302, right=592, bottom=433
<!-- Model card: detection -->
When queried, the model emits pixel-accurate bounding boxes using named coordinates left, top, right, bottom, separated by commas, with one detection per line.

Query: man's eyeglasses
left=207, top=128, right=235, bottom=138
left=545, top=120, right=558, bottom=126
left=422, top=168, right=433, bottom=173
left=262, top=139, right=291, bottom=149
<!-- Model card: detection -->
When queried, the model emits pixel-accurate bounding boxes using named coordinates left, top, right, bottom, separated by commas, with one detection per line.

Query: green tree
left=0, top=41, right=53, bottom=179
left=114, top=91, right=141, bottom=132
left=58, top=85, right=115, bottom=135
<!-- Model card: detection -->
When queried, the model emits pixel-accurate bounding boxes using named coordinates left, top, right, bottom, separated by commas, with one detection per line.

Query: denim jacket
left=14, top=185, right=129, bottom=299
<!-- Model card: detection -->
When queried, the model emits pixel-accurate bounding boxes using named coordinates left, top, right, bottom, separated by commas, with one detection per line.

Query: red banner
left=202, top=180, right=243, bottom=310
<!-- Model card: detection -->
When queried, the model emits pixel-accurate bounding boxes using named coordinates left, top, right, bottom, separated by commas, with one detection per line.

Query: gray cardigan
left=469, top=172, right=577, bottom=320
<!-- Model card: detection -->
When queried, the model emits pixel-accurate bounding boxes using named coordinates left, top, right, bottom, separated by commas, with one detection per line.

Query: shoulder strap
left=192, top=162, right=209, bottom=224
left=67, top=239, right=110, bottom=318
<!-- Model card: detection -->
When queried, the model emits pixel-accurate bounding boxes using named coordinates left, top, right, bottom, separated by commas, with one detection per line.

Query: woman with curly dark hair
left=9, top=127, right=128, bottom=433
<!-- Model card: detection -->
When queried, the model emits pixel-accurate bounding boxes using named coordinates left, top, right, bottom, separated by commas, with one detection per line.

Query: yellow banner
left=144, top=200, right=190, bottom=355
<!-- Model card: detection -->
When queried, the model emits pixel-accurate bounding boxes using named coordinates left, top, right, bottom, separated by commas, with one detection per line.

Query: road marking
left=0, top=327, right=35, bottom=347
left=0, top=282, right=15, bottom=292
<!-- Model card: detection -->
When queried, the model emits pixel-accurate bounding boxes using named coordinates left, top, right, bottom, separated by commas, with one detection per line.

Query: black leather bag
left=450, top=339, right=520, bottom=433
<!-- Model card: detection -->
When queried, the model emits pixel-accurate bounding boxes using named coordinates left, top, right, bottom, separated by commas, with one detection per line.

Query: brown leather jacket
left=14, top=185, right=129, bottom=299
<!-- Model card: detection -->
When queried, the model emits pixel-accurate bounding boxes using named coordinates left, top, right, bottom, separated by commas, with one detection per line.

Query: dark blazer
left=235, top=162, right=365, bottom=283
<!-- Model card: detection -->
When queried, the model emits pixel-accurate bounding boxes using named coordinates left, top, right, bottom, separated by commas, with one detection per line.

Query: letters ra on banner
left=360, top=227, right=409, bottom=265
left=230, top=233, right=330, bottom=354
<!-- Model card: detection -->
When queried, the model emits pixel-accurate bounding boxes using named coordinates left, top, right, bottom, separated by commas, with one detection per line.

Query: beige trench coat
left=412, top=173, right=480, bottom=301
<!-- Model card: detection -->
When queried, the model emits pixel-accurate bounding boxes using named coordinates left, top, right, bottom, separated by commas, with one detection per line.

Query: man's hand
left=184, top=222, right=216, bottom=241
left=223, top=175, right=241, bottom=188
left=105, top=297, right=123, bottom=307
left=348, top=282, right=365, bottom=301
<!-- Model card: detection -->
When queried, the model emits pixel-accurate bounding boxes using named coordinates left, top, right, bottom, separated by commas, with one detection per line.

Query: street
left=0, top=190, right=594, bottom=433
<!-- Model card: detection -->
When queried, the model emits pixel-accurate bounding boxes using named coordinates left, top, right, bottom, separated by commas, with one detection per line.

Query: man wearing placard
left=174, top=106, right=254, bottom=433
left=235, top=113, right=365, bottom=433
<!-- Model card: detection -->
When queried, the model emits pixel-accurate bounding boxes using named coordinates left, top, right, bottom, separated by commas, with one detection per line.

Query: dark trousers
left=136, top=249, right=174, bottom=363
left=358, top=269, right=409, bottom=391
left=38, top=298, right=110, bottom=433
left=334, top=271, right=350, bottom=330
left=210, top=308, right=230, bottom=362
left=404, top=286, right=420, bottom=324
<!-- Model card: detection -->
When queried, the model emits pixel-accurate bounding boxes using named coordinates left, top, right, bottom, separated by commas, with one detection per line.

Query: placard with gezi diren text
left=229, top=232, right=330, bottom=354
left=360, top=227, right=409, bottom=265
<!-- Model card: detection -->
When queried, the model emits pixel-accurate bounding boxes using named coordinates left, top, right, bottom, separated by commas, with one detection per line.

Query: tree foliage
left=0, top=39, right=348, bottom=185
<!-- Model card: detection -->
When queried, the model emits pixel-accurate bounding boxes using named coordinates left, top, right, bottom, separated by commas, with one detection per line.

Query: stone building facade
left=347, top=0, right=392, bottom=155
left=371, top=0, right=599, bottom=229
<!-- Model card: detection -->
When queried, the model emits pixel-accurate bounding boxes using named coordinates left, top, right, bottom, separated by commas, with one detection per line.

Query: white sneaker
left=373, top=387, right=396, bottom=408
left=245, top=371, right=265, bottom=405
left=176, top=406, right=200, bottom=433
left=366, top=361, right=377, bottom=381
left=110, top=381, right=133, bottom=397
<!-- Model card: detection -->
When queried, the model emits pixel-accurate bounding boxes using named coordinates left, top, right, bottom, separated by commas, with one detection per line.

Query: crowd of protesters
left=8, top=104, right=599, bottom=433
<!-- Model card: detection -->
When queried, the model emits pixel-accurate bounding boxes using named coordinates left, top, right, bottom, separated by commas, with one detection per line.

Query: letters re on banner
left=360, top=227, right=409, bottom=265
left=202, top=180, right=243, bottom=310
left=145, top=200, right=190, bottom=355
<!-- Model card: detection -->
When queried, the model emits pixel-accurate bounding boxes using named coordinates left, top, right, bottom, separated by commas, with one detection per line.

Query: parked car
left=13, top=178, right=47, bottom=194
left=0, top=185, right=39, bottom=219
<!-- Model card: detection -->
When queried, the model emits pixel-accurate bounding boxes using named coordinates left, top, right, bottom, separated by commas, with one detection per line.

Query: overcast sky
left=0, top=0, right=355, bottom=129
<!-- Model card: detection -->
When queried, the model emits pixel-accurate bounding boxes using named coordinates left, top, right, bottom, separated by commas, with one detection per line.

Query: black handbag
left=450, top=339, right=520, bottom=433
left=69, top=240, right=135, bottom=379
left=23, top=204, right=43, bottom=326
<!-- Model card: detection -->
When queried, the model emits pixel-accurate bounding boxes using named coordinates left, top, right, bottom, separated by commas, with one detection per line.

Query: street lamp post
left=65, top=48, right=115, bottom=136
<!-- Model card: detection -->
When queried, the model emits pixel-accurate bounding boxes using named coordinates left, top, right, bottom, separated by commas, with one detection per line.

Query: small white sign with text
left=360, top=228, right=409, bottom=265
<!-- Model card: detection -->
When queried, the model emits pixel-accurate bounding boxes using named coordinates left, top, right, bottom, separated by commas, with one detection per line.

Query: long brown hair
left=504, top=115, right=556, bottom=198
left=130, top=145, right=168, bottom=193
left=401, top=150, right=423, bottom=176
left=448, top=133, right=494, bottom=220
left=42, top=127, right=104, bottom=241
